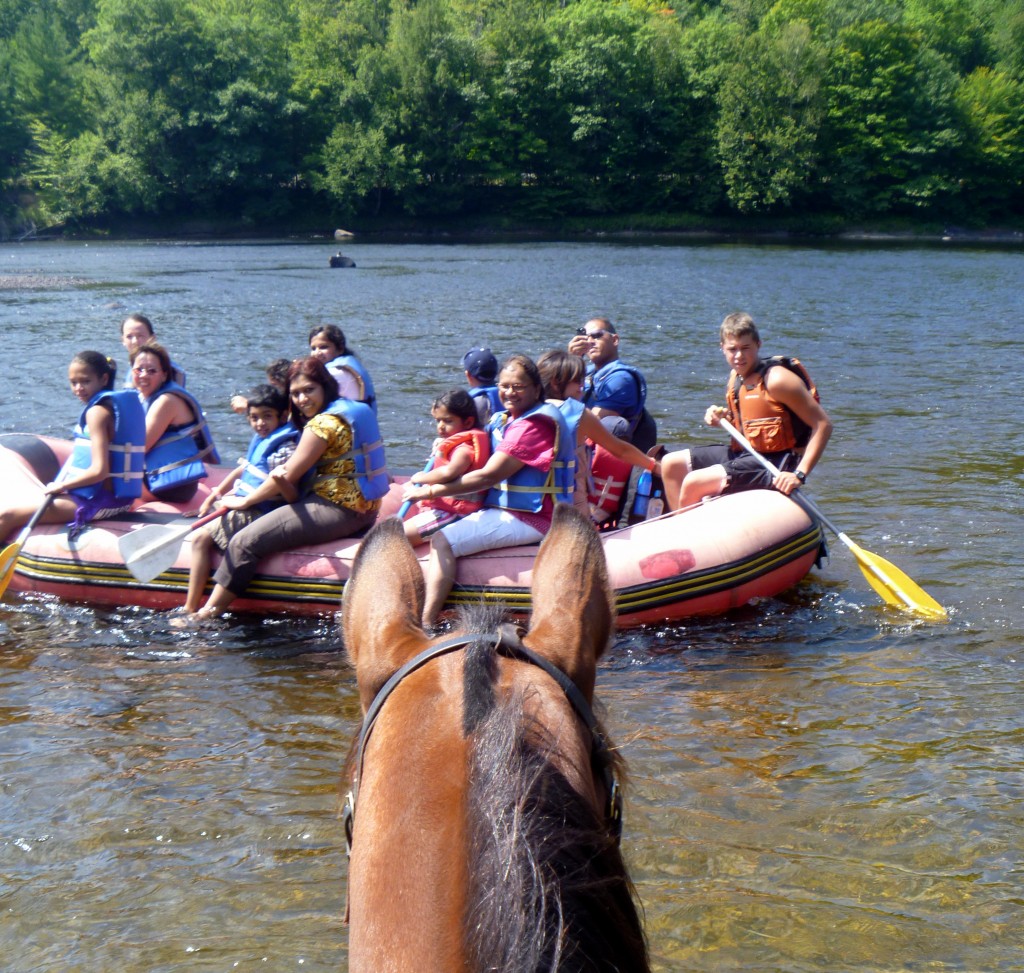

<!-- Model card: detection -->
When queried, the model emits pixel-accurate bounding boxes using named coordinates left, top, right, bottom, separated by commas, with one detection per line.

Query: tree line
left=1, top=0, right=1022, bottom=237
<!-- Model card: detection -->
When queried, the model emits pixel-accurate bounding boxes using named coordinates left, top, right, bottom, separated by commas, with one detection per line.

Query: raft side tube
left=0, top=433, right=61, bottom=485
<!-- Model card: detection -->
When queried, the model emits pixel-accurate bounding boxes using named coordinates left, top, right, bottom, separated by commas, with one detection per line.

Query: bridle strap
left=343, top=626, right=622, bottom=855
left=344, top=632, right=477, bottom=853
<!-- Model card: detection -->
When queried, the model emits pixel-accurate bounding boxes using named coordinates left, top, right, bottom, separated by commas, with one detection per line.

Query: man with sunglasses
left=568, top=317, right=657, bottom=453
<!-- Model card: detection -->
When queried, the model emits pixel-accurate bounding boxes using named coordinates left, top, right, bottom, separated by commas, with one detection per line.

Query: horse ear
left=342, top=517, right=430, bottom=711
left=523, top=503, right=614, bottom=701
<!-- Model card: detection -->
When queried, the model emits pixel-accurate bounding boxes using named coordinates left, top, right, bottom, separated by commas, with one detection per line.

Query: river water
left=1, top=239, right=1021, bottom=971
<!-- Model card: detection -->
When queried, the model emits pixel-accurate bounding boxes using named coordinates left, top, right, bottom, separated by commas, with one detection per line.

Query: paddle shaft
left=15, top=493, right=56, bottom=544
left=0, top=494, right=55, bottom=597
left=718, top=419, right=938, bottom=614
left=188, top=506, right=229, bottom=533
left=717, top=420, right=844, bottom=538
left=397, top=457, right=435, bottom=520
left=132, top=505, right=227, bottom=559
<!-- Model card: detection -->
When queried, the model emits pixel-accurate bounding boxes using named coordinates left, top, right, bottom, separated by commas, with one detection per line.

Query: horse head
left=341, top=503, right=647, bottom=972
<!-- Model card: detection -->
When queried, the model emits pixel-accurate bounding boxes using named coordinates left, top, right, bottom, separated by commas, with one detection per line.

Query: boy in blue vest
left=462, top=347, right=502, bottom=425
left=180, top=385, right=298, bottom=613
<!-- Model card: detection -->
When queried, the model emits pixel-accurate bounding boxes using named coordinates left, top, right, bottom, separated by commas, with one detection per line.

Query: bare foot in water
left=169, top=608, right=219, bottom=630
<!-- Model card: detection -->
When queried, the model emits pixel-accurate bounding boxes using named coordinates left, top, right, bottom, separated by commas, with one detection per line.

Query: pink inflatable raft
left=0, top=434, right=824, bottom=629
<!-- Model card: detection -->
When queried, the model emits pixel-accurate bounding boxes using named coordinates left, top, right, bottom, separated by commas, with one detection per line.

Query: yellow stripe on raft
left=11, top=520, right=823, bottom=620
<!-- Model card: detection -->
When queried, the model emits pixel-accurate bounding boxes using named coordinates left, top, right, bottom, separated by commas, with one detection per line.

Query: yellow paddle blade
left=0, top=541, right=23, bottom=598
left=0, top=496, right=55, bottom=599
left=846, top=539, right=947, bottom=620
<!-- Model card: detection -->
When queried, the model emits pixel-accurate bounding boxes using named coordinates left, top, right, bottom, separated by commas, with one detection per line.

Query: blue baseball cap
left=461, top=347, right=498, bottom=383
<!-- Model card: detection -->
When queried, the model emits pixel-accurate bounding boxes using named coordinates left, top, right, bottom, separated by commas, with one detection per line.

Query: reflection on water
left=2, top=241, right=1023, bottom=971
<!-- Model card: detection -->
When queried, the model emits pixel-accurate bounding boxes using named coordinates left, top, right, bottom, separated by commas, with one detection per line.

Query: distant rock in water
left=329, top=252, right=356, bottom=268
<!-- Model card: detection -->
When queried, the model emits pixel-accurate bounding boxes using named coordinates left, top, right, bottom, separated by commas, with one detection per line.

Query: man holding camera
left=568, top=316, right=657, bottom=452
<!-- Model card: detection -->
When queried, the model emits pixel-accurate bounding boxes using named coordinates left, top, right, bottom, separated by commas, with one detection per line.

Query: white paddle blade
left=118, top=522, right=193, bottom=583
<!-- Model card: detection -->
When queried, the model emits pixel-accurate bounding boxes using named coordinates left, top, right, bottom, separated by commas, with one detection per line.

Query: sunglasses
left=576, top=327, right=610, bottom=340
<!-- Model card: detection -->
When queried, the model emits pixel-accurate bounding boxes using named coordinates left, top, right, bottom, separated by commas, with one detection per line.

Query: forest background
left=1, top=0, right=1022, bottom=239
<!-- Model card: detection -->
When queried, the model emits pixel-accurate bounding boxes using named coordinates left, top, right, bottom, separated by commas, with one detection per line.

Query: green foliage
left=545, top=0, right=695, bottom=212
left=0, top=0, right=30, bottom=38
left=954, top=67, right=1024, bottom=212
left=818, top=17, right=961, bottom=214
left=975, top=0, right=1024, bottom=81
left=3, top=0, right=1024, bottom=232
left=904, top=0, right=989, bottom=73
left=7, top=8, right=89, bottom=137
left=716, top=21, right=826, bottom=212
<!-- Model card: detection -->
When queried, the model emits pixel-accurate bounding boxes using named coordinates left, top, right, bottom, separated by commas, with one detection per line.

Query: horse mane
left=462, top=640, right=649, bottom=973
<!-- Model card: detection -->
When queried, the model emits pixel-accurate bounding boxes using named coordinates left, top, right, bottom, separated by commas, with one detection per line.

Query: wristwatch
left=795, top=470, right=807, bottom=484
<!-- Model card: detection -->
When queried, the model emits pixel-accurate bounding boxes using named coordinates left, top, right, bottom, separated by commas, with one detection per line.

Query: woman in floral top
left=176, top=357, right=384, bottom=624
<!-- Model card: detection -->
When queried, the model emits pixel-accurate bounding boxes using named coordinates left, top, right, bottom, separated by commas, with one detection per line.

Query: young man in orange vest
left=661, top=312, right=832, bottom=511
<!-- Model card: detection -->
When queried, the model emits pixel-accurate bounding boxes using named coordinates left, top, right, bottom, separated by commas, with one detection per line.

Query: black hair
left=286, top=356, right=340, bottom=427
left=121, top=313, right=154, bottom=336
left=500, top=354, right=545, bottom=402
left=72, top=350, right=117, bottom=390
left=246, top=383, right=289, bottom=414
left=432, top=388, right=479, bottom=428
left=308, top=324, right=352, bottom=356
left=265, top=358, right=292, bottom=388
left=536, top=349, right=586, bottom=399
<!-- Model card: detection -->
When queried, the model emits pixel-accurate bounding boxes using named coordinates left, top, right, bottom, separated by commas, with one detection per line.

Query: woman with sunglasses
left=401, top=354, right=575, bottom=628
left=130, top=341, right=219, bottom=503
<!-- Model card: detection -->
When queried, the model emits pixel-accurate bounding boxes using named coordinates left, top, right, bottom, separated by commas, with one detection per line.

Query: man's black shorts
left=688, top=445, right=795, bottom=494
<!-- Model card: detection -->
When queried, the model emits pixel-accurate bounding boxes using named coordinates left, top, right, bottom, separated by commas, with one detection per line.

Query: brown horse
left=341, top=504, right=649, bottom=972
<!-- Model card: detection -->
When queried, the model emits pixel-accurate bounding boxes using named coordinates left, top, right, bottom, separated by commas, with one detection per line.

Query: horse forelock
left=464, top=691, right=649, bottom=973
left=461, top=636, right=497, bottom=736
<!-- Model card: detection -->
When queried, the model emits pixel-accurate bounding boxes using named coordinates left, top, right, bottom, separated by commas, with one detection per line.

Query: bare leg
left=0, top=506, right=31, bottom=538
left=1, top=499, right=80, bottom=538
left=679, top=464, right=728, bottom=508
left=660, top=450, right=692, bottom=511
left=197, top=583, right=237, bottom=618
left=422, top=531, right=456, bottom=627
left=403, top=520, right=426, bottom=546
left=184, top=531, right=215, bottom=613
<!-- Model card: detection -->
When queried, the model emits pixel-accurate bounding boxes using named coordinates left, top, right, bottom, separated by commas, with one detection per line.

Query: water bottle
left=646, top=490, right=664, bottom=519
left=630, top=470, right=652, bottom=522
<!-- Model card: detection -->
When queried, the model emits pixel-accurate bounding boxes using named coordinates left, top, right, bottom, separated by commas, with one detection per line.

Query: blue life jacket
left=234, top=422, right=300, bottom=514
left=60, top=389, right=146, bottom=501
left=555, top=396, right=589, bottom=495
left=485, top=402, right=575, bottom=513
left=469, top=385, right=503, bottom=415
left=326, top=354, right=377, bottom=414
left=584, top=359, right=647, bottom=428
left=556, top=396, right=585, bottom=447
left=316, top=399, right=389, bottom=501
left=143, top=381, right=220, bottom=494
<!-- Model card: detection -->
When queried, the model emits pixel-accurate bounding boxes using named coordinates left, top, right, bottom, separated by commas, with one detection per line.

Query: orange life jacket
left=726, top=356, right=819, bottom=454
left=428, top=428, right=490, bottom=515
